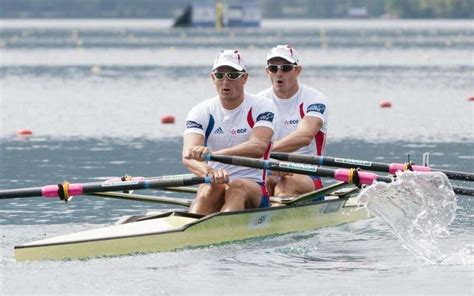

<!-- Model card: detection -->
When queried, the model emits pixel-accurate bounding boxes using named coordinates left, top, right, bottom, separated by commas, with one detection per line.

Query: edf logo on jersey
left=231, top=128, right=247, bottom=135
left=284, top=119, right=299, bottom=125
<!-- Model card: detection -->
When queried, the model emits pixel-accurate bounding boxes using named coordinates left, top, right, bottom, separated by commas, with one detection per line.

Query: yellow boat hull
left=15, top=198, right=369, bottom=261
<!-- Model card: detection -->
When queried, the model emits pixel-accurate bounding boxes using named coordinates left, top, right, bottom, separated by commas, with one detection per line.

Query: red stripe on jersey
left=299, top=103, right=305, bottom=119
left=315, top=131, right=326, bottom=156
left=301, top=102, right=325, bottom=156
left=261, top=142, right=272, bottom=183
left=313, top=178, right=323, bottom=189
left=247, top=107, right=255, bottom=128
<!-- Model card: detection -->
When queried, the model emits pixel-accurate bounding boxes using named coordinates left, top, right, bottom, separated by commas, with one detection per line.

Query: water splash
left=358, top=171, right=459, bottom=263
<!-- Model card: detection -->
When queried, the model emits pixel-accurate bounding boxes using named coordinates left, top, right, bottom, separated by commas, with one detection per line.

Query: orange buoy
left=17, top=129, right=33, bottom=136
left=160, top=115, right=175, bottom=124
left=379, top=100, right=392, bottom=108
left=468, top=96, right=474, bottom=102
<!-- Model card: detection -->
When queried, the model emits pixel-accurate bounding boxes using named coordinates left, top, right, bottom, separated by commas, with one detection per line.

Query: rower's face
left=211, top=66, right=248, bottom=101
left=266, top=57, right=301, bottom=95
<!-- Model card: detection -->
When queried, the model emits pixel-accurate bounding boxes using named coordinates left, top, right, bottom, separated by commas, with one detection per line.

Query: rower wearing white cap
left=258, top=45, right=329, bottom=197
left=183, top=49, right=277, bottom=215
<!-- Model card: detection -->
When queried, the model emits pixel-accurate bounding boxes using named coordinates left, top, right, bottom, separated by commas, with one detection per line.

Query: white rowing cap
left=212, top=49, right=247, bottom=71
left=267, top=44, right=299, bottom=64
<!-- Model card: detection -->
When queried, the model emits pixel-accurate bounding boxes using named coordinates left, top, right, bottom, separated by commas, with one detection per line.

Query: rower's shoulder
left=190, top=96, right=220, bottom=111
left=255, top=87, right=273, bottom=99
left=248, top=93, right=276, bottom=112
left=246, top=92, right=274, bottom=105
left=300, top=85, right=328, bottom=102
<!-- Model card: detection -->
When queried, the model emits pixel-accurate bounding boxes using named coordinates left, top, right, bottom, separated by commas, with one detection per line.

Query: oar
left=204, top=154, right=474, bottom=196
left=274, top=181, right=354, bottom=205
left=89, top=192, right=192, bottom=207
left=204, top=154, right=392, bottom=185
left=451, top=186, right=474, bottom=196
left=162, top=182, right=355, bottom=205
left=163, top=186, right=199, bottom=194
left=271, top=152, right=474, bottom=182
left=0, top=174, right=210, bottom=200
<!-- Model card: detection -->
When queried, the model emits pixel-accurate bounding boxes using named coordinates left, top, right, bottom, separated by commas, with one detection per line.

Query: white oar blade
left=358, top=171, right=457, bottom=263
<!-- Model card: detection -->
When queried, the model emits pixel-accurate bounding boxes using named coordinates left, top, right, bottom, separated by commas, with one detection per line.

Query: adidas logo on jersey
left=214, top=127, right=224, bottom=134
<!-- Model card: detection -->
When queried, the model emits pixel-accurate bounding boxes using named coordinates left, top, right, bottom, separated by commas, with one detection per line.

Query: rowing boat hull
left=15, top=198, right=369, bottom=261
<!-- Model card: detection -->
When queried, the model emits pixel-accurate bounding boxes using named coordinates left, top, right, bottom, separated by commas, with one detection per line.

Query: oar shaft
left=272, top=153, right=389, bottom=171
left=0, top=187, right=45, bottom=199
left=440, top=170, right=474, bottom=182
left=90, top=192, right=192, bottom=206
left=205, top=154, right=393, bottom=185
left=0, top=175, right=210, bottom=199
left=453, top=186, right=474, bottom=196
left=271, top=152, right=474, bottom=181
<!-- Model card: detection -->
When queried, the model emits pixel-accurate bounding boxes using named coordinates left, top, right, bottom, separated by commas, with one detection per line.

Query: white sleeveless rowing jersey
left=184, top=92, right=276, bottom=182
left=258, top=85, right=328, bottom=156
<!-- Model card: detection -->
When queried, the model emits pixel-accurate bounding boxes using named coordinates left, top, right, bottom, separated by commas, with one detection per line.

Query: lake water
left=0, top=19, right=473, bottom=295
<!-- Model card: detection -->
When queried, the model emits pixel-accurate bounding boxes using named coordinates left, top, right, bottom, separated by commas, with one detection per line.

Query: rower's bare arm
left=182, top=133, right=213, bottom=177
left=215, top=126, right=273, bottom=158
left=273, top=116, right=323, bottom=152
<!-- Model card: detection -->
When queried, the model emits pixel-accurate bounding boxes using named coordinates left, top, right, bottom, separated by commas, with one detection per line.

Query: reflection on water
left=1, top=20, right=472, bottom=141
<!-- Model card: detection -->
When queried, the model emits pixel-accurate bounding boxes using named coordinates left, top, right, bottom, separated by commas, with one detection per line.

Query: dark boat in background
left=173, top=1, right=261, bottom=28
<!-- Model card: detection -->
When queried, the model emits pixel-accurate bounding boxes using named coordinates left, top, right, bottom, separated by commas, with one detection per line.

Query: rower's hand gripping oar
left=204, top=154, right=392, bottom=187
left=271, top=152, right=474, bottom=182
left=0, top=174, right=211, bottom=200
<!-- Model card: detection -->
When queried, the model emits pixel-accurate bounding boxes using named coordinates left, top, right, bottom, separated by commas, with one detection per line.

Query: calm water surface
left=0, top=19, right=473, bottom=295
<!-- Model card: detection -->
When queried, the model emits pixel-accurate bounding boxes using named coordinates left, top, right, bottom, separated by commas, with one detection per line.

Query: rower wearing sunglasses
left=183, top=49, right=277, bottom=215
left=258, top=45, right=329, bottom=197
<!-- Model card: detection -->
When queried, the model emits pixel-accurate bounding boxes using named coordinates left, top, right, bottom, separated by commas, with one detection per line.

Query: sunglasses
left=267, top=64, right=297, bottom=73
left=213, top=72, right=246, bottom=80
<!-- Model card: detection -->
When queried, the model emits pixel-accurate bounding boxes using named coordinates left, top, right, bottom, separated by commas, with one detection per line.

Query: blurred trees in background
left=1, top=0, right=472, bottom=18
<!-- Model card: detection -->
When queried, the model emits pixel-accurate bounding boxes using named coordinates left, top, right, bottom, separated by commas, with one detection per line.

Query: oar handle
left=204, top=154, right=392, bottom=186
